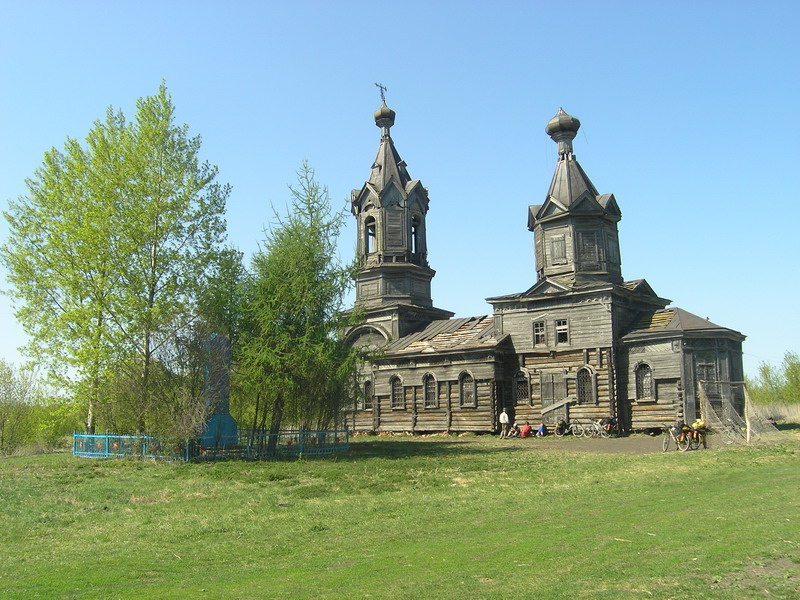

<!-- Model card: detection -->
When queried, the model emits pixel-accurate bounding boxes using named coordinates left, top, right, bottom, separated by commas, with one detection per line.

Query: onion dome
left=374, top=102, right=396, bottom=134
left=546, top=108, right=580, bottom=157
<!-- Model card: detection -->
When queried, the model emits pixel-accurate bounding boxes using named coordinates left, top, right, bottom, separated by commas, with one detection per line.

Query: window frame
left=459, top=372, right=477, bottom=408
left=533, top=320, right=546, bottom=346
left=555, top=319, right=569, bottom=345
left=364, top=216, right=377, bottom=255
left=550, top=235, right=567, bottom=265
left=423, top=374, right=438, bottom=409
left=634, top=363, right=654, bottom=402
left=390, top=376, right=405, bottom=410
left=514, top=371, right=531, bottom=406
left=576, top=367, right=595, bottom=405
left=363, top=380, right=373, bottom=410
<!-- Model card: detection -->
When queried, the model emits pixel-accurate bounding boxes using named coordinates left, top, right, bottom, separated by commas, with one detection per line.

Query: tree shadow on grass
left=775, top=421, right=800, bottom=432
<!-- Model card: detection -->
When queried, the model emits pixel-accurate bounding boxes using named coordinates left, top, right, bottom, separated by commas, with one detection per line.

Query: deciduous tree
left=2, top=83, right=232, bottom=433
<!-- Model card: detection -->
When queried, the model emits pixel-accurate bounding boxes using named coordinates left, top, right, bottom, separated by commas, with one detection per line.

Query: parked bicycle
left=662, top=422, right=691, bottom=452
left=554, top=419, right=585, bottom=438
left=585, top=420, right=603, bottom=438
left=689, top=419, right=707, bottom=450
left=584, top=417, right=619, bottom=438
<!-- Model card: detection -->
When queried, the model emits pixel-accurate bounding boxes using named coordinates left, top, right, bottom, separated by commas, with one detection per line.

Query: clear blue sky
left=1, top=0, right=798, bottom=378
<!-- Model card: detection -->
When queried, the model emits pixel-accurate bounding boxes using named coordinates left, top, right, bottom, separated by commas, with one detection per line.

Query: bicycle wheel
left=689, top=433, right=700, bottom=451
left=677, top=435, right=690, bottom=452
left=585, top=423, right=597, bottom=438
left=662, top=431, right=671, bottom=452
left=599, top=425, right=610, bottom=439
left=572, top=423, right=585, bottom=438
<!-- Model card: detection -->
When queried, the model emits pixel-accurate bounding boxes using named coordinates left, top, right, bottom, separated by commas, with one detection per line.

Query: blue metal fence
left=72, top=429, right=349, bottom=461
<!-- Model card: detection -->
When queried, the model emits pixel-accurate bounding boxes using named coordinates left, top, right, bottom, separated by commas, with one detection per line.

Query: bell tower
left=350, top=101, right=452, bottom=342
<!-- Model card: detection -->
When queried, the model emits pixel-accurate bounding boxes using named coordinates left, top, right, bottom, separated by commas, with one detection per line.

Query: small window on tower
left=551, top=236, right=567, bottom=265
left=365, top=217, right=376, bottom=254
left=411, top=216, right=420, bottom=255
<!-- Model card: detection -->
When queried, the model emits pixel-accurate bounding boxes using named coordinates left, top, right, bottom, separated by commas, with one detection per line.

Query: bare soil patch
left=497, top=433, right=666, bottom=454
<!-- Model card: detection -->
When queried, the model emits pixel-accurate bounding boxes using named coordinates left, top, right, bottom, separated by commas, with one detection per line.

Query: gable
left=378, top=180, right=406, bottom=208
left=525, top=277, right=571, bottom=296
left=536, top=197, right=568, bottom=220
left=597, top=193, right=621, bottom=217
left=569, top=191, right=602, bottom=212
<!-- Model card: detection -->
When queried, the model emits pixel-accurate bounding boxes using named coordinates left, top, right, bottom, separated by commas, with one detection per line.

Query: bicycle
left=554, top=419, right=585, bottom=438
left=585, top=420, right=602, bottom=438
left=584, top=418, right=618, bottom=438
left=688, top=426, right=707, bottom=450
left=662, top=424, right=691, bottom=452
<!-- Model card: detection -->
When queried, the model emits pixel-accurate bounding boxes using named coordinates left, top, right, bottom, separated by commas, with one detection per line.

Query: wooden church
left=344, top=103, right=745, bottom=433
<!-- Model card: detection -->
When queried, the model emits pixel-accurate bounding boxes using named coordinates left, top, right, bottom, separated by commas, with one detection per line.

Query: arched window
left=459, top=372, right=476, bottom=408
left=576, top=368, right=594, bottom=404
left=515, top=372, right=530, bottom=405
left=390, top=376, right=404, bottom=410
left=365, top=216, right=376, bottom=254
left=635, top=363, right=653, bottom=401
left=363, top=380, right=373, bottom=410
left=423, top=374, right=437, bottom=409
left=411, top=216, right=421, bottom=254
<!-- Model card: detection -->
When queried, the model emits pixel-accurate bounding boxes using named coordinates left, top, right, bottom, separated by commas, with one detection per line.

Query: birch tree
left=2, top=83, right=231, bottom=432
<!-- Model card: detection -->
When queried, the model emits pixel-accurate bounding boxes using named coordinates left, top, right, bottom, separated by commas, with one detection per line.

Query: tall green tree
left=748, top=350, right=800, bottom=406
left=0, top=359, right=39, bottom=455
left=2, top=83, right=232, bottom=433
left=238, top=163, right=363, bottom=438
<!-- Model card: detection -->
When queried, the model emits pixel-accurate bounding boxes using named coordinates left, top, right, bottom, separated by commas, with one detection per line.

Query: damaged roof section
left=386, top=315, right=501, bottom=354
left=623, top=308, right=745, bottom=341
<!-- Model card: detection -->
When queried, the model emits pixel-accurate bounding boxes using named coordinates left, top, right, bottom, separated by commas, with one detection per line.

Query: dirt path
left=497, top=433, right=666, bottom=454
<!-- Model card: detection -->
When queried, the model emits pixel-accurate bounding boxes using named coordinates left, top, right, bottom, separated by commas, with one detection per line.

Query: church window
left=578, top=231, right=600, bottom=269
left=635, top=363, right=653, bottom=401
left=533, top=320, right=546, bottom=346
left=540, top=373, right=565, bottom=408
left=576, top=368, right=595, bottom=404
left=362, top=380, right=373, bottom=410
left=411, top=216, right=421, bottom=255
left=390, top=376, right=404, bottom=410
left=459, top=373, right=476, bottom=408
left=555, top=319, right=569, bottom=344
left=514, top=372, right=530, bottom=405
left=423, top=374, right=438, bottom=409
left=365, top=217, right=376, bottom=254
left=550, top=235, right=567, bottom=265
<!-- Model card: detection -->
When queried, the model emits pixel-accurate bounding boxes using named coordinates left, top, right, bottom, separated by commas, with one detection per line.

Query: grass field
left=1, top=433, right=798, bottom=599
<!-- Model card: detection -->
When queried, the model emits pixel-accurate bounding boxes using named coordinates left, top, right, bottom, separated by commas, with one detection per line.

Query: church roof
left=545, top=154, right=600, bottom=209
left=622, top=308, right=745, bottom=341
left=352, top=102, right=425, bottom=210
left=386, top=315, right=501, bottom=354
left=529, top=108, right=621, bottom=223
left=368, top=102, right=414, bottom=192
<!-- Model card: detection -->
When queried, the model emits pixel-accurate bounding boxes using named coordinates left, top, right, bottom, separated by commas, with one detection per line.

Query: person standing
left=499, top=408, right=510, bottom=438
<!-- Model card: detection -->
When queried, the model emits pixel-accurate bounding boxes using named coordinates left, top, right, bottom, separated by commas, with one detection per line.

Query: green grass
left=1, top=435, right=798, bottom=599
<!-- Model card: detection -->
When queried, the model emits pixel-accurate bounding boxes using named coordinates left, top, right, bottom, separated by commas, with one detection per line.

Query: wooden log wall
left=350, top=352, right=503, bottom=433
left=619, top=339, right=683, bottom=429
left=507, top=347, right=615, bottom=427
